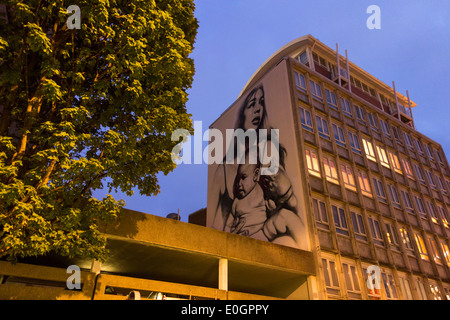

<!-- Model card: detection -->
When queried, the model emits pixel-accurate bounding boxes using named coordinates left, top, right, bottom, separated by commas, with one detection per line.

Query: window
left=399, top=227, right=414, bottom=251
left=426, top=201, right=439, bottom=224
left=389, top=151, right=402, bottom=174
left=379, top=119, right=391, bottom=138
left=313, top=198, right=329, bottom=230
left=398, top=275, right=413, bottom=300
left=306, top=149, right=321, bottom=178
left=429, top=237, right=442, bottom=265
left=367, top=112, right=378, bottom=131
left=440, top=241, right=450, bottom=267
left=436, top=151, right=446, bottom=166
left=437, top=205, right=449, bottom=228
left=341, top=164, right=356, bottom=191
left=382, top=271, right=398, bottom=299
left=325, top=88, right=337, bottom=109
left=310, top=79, right=322, bottom=100
left=372, top=178, right=387, bottom=202
left=404, top=132, right=414, bottom=150
left=348, top=131, right=361, bottom=154
left=316, top=115, right=330, bottom=139
left=362, top=138, right=376, bottom=162
left=414, top=138, right=424, bottom=155
left=340, top=97, right=352, bottom=116
left=414, top=233, right=429, bottom=261
left=387, top=183, right=401, bottom=208
left=385, top=222, right=400, bottom=249
left=358, top=171, right=372, bottom=197
left=401, top=158, right=414, bottom=179
left=425, top=170, right=436, bottom=189
left=332, top=123, right=346, bottom=147
left=436, top=175, right=447, bottom=194
left=376, top=146, right=390, bottom=168
left=323, top=157, right=339, bottom=184
left=322, top=257, right=340, bottom=296
left=363, top=266, right=381, bottom=299
left=425, top=144, right=435, bottom=161
left=414, top=196, right=427, bottom=219
left=351, top=211, right=367, bottom=241
left=342, top=261, right=361, bottom=297
left=391, top=126, right=402, bottom=143
left=297, top=51, right=309, bottom=65
left=354, top=105, right=365, bottom=122
left=414, top=164, right=425, bottom=184
left=429, top=281, right=442, bottom=300
left=401, top=190, right=414, bottom=213
left=368, top=217, right=384, bottom=246
left=294, top=71, right=307, bottom=92
left=416, top=278, right=428, bottom=300
left=299, top=107, right=313, bottom=131
left=332, top=205, right=349, bottom=236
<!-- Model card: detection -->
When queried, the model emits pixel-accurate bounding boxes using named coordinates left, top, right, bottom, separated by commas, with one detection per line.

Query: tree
left=0, top=0, right=198, bottom=262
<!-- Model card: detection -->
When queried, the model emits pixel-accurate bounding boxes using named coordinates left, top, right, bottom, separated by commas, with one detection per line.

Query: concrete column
left=218, top=258, right=228, bottom=291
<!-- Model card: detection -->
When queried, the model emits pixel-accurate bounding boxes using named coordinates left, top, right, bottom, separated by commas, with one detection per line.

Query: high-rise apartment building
left=207, top=34, right=450, bottom=300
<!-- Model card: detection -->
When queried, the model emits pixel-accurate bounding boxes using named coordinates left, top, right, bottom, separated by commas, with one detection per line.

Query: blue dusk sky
left=93, top=0, right=450, bottom=221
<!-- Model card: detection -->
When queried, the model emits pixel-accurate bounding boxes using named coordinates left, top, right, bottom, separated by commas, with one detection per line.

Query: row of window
left=313, top=197, right=450, bottom=267
left=301, top=105, right=450, bottom=196
left=295, top=69, right=448, bottom=170
left=321, top=254, right=450, bottom=300
left=306, top=149, right=450, bottom=229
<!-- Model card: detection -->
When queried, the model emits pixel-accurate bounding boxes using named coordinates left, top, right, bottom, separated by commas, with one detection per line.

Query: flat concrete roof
left=16, top=209, right=315, bottom=298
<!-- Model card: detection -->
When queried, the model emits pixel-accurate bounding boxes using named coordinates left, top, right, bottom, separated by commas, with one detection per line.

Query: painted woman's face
left=243, top=88, right=264, bottom=130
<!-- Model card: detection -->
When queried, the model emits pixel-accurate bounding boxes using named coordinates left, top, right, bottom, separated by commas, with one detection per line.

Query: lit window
left=399, top=227, right=414, bottom=251
left=358, top=171, right=372, bottom=197
left=376, top=146, right=390, bottom=168
left=306, top=149, right=321, bottom=178
left=401, top=158, right=414, bottom=179
left=363, top=266, right=381, bottom=299
left=385, top=222, right=399, bottom=248
left=323, top=157, right=339, bottom=184
left=440, top=242, right=450, bottom=267
left=437, top=205, right=449, bottom=228
left=362, top=138, right=376, bottom=162
left=426, top=201, right=439, bottom=224
left=341, top=164, right=356, bottom=191
left=429, top=281, right=442, bottom=300
left=429, top=237, right=442, bottom=265
left=389, top=151, right=402, bottom=174
left=414, top=233, right=429, bottom=261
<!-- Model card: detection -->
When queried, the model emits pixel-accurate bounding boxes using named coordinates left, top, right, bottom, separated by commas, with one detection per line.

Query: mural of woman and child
left=210, top=84, right=306, bottom=249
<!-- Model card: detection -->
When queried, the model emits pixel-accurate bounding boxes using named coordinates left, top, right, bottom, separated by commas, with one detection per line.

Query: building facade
left=206, top=34, right=450, bottom=300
